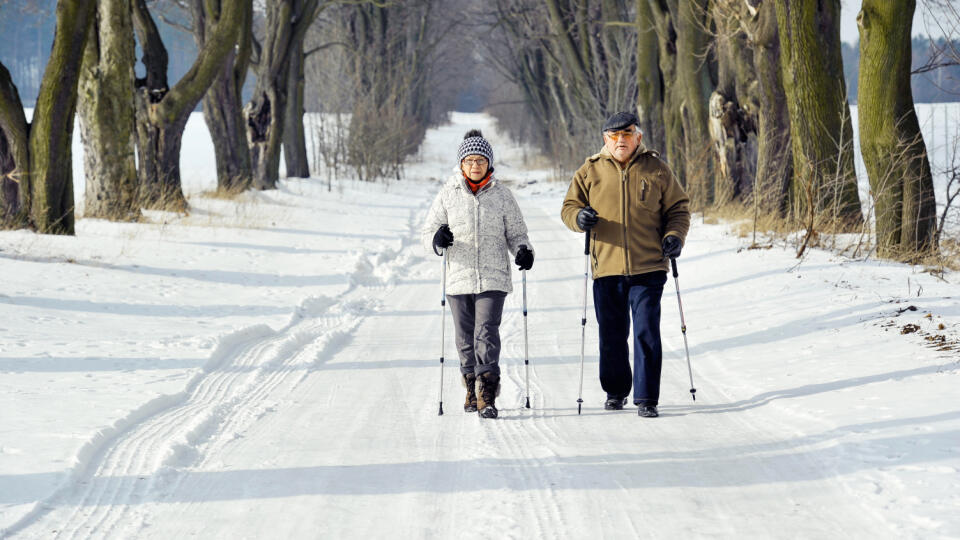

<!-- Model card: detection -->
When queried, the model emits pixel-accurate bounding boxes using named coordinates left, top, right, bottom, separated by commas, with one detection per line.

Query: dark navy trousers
left=593, top=271, right=667, bottom=406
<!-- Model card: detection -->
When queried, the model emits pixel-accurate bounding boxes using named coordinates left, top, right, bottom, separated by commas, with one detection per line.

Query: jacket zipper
left=621, top=166, right=629, bottom=275
left=474, top=191, right=481, bottom=291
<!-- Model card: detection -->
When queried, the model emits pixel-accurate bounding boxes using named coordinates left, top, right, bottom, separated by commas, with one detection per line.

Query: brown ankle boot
left=476, top=372, right=500, bottom=418
left=462, top=373, right=477, bottom=412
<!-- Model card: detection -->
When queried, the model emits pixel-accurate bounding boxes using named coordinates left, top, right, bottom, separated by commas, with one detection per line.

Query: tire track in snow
left=85, top=302, right=368, bottom=539
left=4, top=233, right=423, bottom=540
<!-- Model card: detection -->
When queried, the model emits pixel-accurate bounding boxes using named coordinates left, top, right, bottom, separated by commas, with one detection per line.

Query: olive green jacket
left=561, top=144, right=690, bottom=278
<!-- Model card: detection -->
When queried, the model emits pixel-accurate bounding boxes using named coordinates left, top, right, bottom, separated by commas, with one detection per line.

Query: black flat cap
left=602, top=112, right=639, bottom=133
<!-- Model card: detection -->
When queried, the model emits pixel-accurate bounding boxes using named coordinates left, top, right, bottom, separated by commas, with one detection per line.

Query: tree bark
left=197, top=0, right=253, bottom=193
left=544, top=0, right=595, bottom=112
left=709, top=1, right=759, bottom=205
left=0, top=63, right=30, bottom=227
left=78, top=0, right=139, bottom=221
left=857, top=0, right=937, bottom=257
left=283, top=40, right=310, bottom=178
left=133, top=0, right=243, bottom=210
left=29, top=0, right=96, bottom=234
left=745, top=0, right=792, bottom=215
left=775, top=0, right=862, bottom=229
left=635, top=0, right=665, bottom=155
left=246, top=0, right=320, bottom=190
left=646, top=0, right=685, bottom=182
left=675, top=0, right=714, bottom=207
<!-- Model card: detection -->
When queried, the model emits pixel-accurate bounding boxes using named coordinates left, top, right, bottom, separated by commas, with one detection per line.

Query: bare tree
left=742, top=0, right=792, bottom=217
left=635, top=0, right=664, bottom=155
left=78, top=0, right=139, bottom=221
left=774, top=0, right=862, bottom=230
left=131, top=0, right=244, bottom=210
left=482, top=0, right=638, bottom=172
left=282, top=39, right=309, bottom=178
left=647, top=0, right=715, bottom=205
left=245, top=0, right=323, bottom=190
left=195, top=0, right=255, bottom=193
left=858, top=0, right=937, bottom=258
left=0, top=0, right=95, bottom=234
left=337, top=0, right=449, bottom=181
left=709, top=0, right=759, bottom=206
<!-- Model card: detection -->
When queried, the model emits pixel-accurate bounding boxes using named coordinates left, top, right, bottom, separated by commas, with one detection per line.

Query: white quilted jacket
left=422, top=174, right=533, bottom=295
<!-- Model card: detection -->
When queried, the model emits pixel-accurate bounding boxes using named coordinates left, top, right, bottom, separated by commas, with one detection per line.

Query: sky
left=840, top=0, right=954, bottom=45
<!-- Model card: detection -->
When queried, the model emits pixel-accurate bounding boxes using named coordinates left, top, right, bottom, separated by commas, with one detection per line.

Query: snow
left=2, top=111, right=959, bottom=538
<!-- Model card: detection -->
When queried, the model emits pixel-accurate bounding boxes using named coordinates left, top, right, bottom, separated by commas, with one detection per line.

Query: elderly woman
left=422, top=129, right=534, bottom=419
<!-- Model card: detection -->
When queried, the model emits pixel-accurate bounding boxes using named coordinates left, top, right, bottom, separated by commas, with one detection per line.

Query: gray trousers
left=447, top=290, right=507, bottom=377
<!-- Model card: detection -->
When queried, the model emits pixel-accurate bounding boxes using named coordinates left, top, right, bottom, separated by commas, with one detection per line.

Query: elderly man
left=561, top=112, right=690, bottom=417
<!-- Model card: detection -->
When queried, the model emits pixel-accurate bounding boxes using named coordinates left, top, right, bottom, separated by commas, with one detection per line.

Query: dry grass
left=703, top=197, right=960, bottom=272
left=197, top=185, right=251, bottom=201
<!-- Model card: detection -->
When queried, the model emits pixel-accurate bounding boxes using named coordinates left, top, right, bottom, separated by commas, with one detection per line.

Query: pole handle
left=584, top=232, right=590, bottom=255
left=671, top=257, right=678, bottom=278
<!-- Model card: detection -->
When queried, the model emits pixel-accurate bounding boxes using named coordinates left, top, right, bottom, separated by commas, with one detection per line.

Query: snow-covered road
left=2, top=113, right=958, bottom=539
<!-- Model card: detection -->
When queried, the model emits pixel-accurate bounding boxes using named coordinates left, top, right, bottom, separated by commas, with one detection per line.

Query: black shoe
left=638, top=405, right=659, bottom=418
left=478, top=405, right=498, bottom=419
left=604, top=397, right=627, bottom=410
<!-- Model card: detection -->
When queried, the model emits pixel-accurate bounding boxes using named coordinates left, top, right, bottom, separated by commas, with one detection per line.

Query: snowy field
left=1, top=111, right=958, bottom=538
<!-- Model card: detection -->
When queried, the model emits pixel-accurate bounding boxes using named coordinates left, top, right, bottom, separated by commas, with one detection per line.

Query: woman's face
left=461, top=155, right=489, bottom=181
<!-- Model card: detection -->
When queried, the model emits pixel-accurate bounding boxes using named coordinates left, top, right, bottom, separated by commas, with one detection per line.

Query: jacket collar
left=450, top=172, right=496, bottom=193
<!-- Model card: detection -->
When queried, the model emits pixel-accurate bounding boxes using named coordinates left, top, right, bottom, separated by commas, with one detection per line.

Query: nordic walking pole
left=522, top=259, right=530, bottom=409
left=438, top=248, right=447, bottom=415
left=577, top=232, right=589, bottom=414
left=670, top=258, right=696, bottom=401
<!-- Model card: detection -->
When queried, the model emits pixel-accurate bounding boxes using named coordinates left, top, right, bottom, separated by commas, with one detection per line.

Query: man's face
left=603, top=126, right=641, bottom=164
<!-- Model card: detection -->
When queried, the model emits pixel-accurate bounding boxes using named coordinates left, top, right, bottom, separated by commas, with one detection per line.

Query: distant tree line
left=841, top=37, right=960, bottom=103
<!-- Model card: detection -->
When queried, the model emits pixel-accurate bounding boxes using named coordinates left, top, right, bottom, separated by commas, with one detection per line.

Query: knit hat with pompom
left=457, top=129, right=493, bottom=167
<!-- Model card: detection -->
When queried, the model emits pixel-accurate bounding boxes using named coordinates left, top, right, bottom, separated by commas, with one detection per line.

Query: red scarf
left=463, top=171, right=492, bottom=194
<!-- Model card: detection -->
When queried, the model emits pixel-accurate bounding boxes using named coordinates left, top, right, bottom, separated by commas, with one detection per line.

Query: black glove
left=576, top=206, right=598, bottom=231
left=515, top=245, right=534, bottom=270
left=662, top=235, right=682, bottom=259
left=433, top=224, right=453, bottom=255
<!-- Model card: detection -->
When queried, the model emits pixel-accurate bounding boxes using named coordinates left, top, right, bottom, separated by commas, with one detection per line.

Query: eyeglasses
left=604, top=129, right=638, bottom=141
left=462, top=158, right=488, bottom=167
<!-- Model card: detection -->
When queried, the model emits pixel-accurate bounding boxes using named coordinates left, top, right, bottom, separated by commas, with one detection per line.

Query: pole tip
left=525, top=397, right=531, bottom=409
left=577, top=398, right=583, bottom=415
left=690, top=388, right=697, bottom=401
left=438, top=403, right=444, bottom=415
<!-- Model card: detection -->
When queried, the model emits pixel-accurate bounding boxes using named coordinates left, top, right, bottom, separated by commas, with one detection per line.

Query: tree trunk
left=710, top=1, right=759, bottom=205
left=132, top=0, right=244, bottom=210
left=283, top=40, right=310, bottom=178
left=29, top=0, right=96, bottom=234
left=746, top=0, right=792, bottom=215
left=78, top=0, right=139, bottom=221
left=646, top=1, right=685, bottom=183
left=198, top=0, right=253, bottom=193
left=544, top=0, right=595, bottom=112
left=0, top=63, right=31, bottom=227
left=246, top=0, right=320, bottom=190
left=675, top=0, right=714, bottom=207
left=857, top=0, right=937, bottom=257
left=775, top=0, right=862, bottom=229
left=635, top=0, right=665, bottom=155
